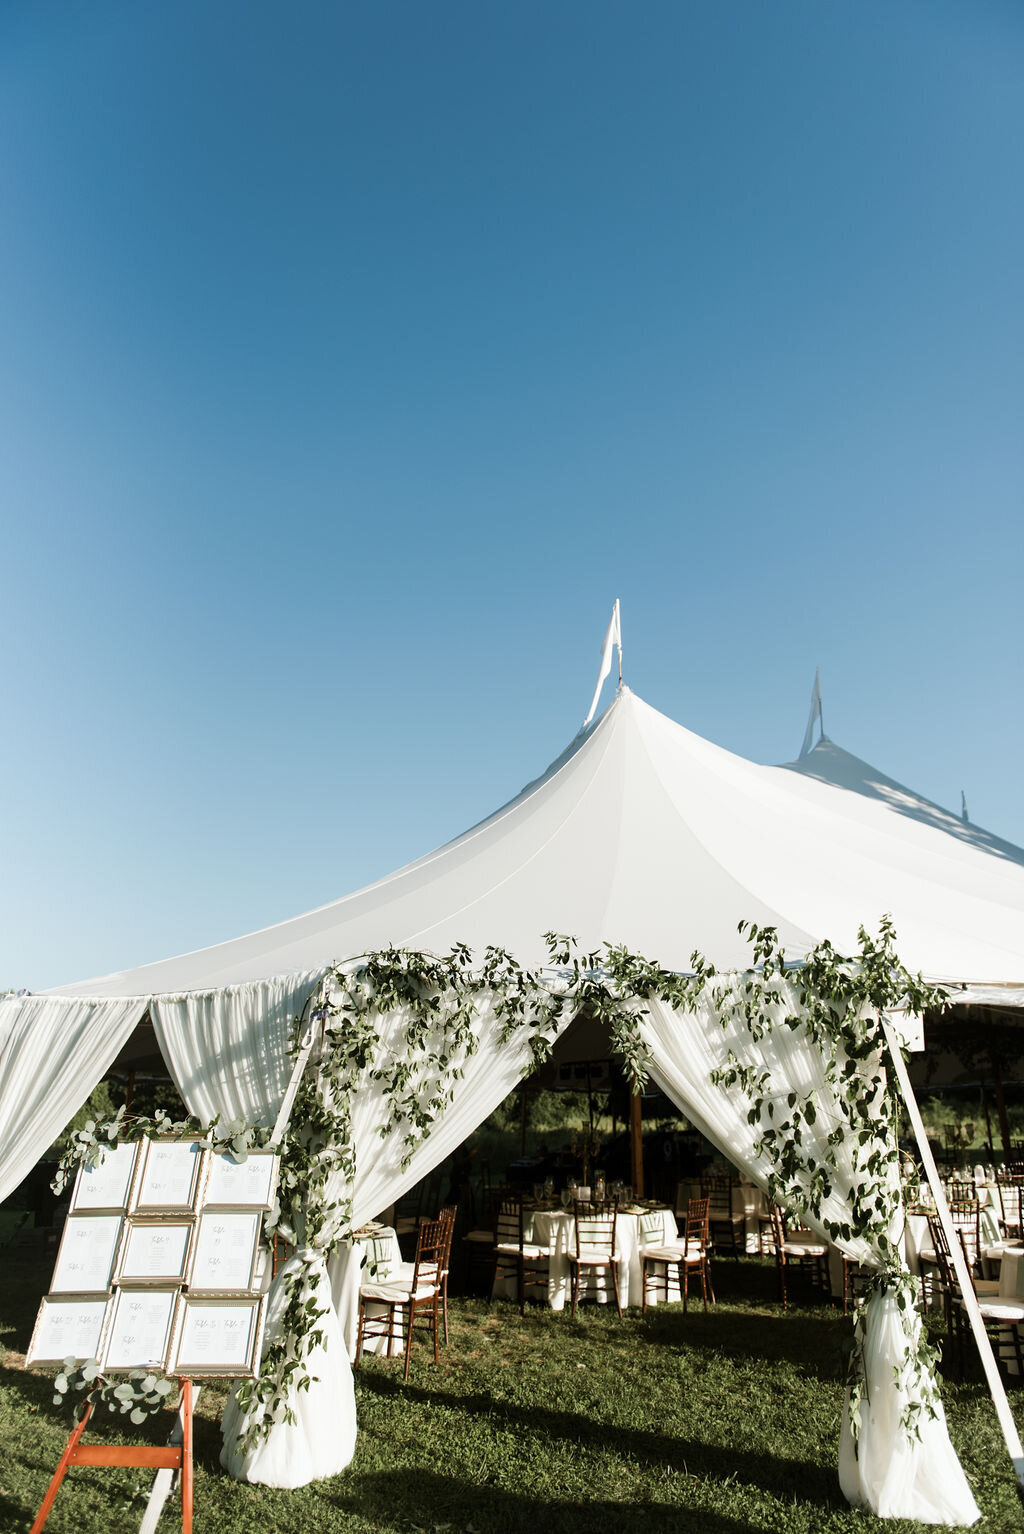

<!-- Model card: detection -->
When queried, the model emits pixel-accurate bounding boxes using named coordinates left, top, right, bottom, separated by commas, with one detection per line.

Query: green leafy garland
left=597, top=916, right=948, bottom=1444
left=48, top=922, right=944, bottom=1455
left=232, top=942, right=577, bottom=1443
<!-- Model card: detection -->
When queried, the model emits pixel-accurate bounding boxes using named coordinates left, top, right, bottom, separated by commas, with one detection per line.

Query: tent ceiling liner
left=43, top=687, right=1024, bottom=1000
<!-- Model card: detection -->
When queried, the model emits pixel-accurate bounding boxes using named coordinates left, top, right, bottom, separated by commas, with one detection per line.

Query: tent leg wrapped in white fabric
left=839, top=1287, right=979, bottom=1525
left=221, top=1254, right=357, bottom=1488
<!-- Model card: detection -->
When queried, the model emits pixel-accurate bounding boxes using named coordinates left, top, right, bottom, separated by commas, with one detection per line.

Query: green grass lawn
left=2, top=1238, right=1023, bottom=1534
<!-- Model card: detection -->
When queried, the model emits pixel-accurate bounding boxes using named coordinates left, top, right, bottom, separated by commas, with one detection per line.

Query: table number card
left=103, top=1288, right=178, bottom=1371
left=136, top=1140, right=205, bottom=1211
left=26, top=1297, right=111, bottom=1368
left=51, top=1215, right=123, bottom=1294
left=188, top=1210, right=261, bottom=1292
left=117, top=1220, right=193, bottom=1283
left=204, top=1151, right=277, bottom=1209
left=70, top=1143, right=139, bottom=1213
left=170, top=1296, right=265, bottom=1377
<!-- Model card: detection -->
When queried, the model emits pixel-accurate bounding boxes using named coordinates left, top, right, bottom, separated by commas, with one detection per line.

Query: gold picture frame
left=26, top=1295, right=111, bottom=1369
left=51, top=1214, right=124, bottom=1295
left=69, top=1142, right=139, bottom=1214
left=134, top=1138, right=207, bottom=1213
left=168, top=1294, right=267, bottom=1378
left=115, top=1217, right=195, bottom=1285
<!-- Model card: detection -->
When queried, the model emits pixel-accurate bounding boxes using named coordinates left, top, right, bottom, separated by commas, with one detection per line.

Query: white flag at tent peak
left=582, top=599, right=622, bottom=729
left=799, top=668, right=822, bottom=759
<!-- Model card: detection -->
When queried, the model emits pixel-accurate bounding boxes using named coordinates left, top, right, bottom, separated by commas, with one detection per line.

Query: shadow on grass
left=0, top=1359, right=226, bottom=1474
left=633, top=1302, right=850, bottom=1382
left=354, top=1371, right=840, bottom=1509
left=328, top=1467, right=782, bottom=1534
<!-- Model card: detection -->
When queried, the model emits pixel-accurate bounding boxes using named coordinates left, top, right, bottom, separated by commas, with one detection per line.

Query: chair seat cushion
left=642, top=1244, right=702, bottom=1263
left=964, top=1298, right=1024, bottom=1322
left=463, top=1229, right=494, bottom=1243
left=568, top=1251, right=620, bottom=1265
left=361, top=1280, right=438, bottom=1303
left=494, top=1241, right=548, bottom=1259
left=783, top=1242, right=827, bottom=1257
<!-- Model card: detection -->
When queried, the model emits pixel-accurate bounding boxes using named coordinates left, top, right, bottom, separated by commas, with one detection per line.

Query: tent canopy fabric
left=2, top=682, right=1009, bottom=1523
left=780, top=735, right=1024, bottom=872
left=43, top=687, right=1024, bottom=1001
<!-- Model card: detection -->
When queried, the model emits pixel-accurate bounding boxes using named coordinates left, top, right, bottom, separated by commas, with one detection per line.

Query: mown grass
left=2, top=1239, right=1023, bottom=1533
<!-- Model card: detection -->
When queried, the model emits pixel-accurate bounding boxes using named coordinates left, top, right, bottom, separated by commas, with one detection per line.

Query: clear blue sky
left=2, top=1, right=1021, bottom=989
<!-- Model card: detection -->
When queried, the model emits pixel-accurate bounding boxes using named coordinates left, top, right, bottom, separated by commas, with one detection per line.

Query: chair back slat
left=685, top=1197, right=710, bottom=1250
left=574, top=1199, right=617, bottom=1257
left=701, top=1174, right=733, bottom=1218
left=412, top=1216, right=445, bottom=1289
left=946, top=1198, right=980, bottom=1267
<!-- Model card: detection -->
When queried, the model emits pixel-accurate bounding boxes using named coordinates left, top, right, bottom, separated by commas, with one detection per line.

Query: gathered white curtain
left=0, top=994, right=148, bottom=1204
left=150, top=969, right=326, bottom=1129
left=113, top=962, right=981, bottom=1520
left=340, top=992, right=552, bottom=1229
left=154, top=968, right=566, bottom=1488
left=638, top=980, right=979, bottom=1527
left=150, top=968, right=358, bottom=1485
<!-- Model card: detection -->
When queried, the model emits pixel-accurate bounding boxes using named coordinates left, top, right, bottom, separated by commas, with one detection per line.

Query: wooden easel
left=30, top=1379, right=195, bottom=1534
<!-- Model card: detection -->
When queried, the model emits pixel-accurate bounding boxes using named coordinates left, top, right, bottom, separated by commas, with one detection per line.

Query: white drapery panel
left=0, top=994, right=148, bottom=1204
left=639, top=984, right=979, bottom=1527
left=151, top=969, right=326, bottom=1128
left=342, top=993, right=556, bottom=1229
left=152, top=968, right=360, bottom=1487
left=227, top=988, right=569, bottom=1487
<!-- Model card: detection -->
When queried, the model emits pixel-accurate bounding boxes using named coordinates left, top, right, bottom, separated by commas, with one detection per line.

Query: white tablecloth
left=679, top=1179, right=764, bottom=1253
left=329, top=1226, right=404, bottom=1359
left=998, top=1247, right=1024, bottom=1300
left=491, top=1206, right=680, bottom=1311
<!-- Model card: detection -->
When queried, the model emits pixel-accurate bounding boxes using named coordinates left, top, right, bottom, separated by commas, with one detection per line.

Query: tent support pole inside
left=882, top=1016, right=1024, bottom=1497
left=630, top=1088, right=644, bottom=1198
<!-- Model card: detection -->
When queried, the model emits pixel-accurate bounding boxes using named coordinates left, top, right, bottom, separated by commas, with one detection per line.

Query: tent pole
left=993, top=1060, right=1012, bottom=1158
left=980, top=1083, right=994, bottom=1160
left=271, top=1020, right=320, bottom=1145
left=882, top=1016, right=1024, bottom=1495
left=630, top=1089, right=644, bottom=1199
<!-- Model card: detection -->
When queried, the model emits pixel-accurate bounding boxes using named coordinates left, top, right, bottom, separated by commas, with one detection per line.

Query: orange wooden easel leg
left=180, top=1379, right=194, bottom=1534
left=29, top=1403, right=94, bottom=1534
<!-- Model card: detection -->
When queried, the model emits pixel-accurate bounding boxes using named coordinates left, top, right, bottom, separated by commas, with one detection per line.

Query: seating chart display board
left=26, top=1139, right=276, bottom=1380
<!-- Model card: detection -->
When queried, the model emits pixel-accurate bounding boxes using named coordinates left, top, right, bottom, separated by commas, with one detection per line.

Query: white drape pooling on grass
left=637, top=979, right=980, bottom=1527
left=0, top=993, right=148, bottom=1204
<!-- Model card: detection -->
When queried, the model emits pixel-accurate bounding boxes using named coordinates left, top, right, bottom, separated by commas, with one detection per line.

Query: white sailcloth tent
left=30, top=684, right=1024, bottom=1001
left=4, top=680, right=1024, bottom=1524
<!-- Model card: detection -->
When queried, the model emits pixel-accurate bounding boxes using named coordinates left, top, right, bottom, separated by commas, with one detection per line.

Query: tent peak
left=798, top=668, right=824, bottom=758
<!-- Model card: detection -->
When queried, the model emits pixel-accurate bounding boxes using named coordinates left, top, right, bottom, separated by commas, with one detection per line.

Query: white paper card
left=137, top=1141, right=204, bottom=1209
left=72, top=1143, right=138, bottom=1211
left=204, top=1152, right=276, bottom=1208
left=120, top=1222, right=192, bottom=1281
left=174, top=1301, right=260, bottom=1373
left=190, top=1211, right=260, bottom=1290
left=28, top=1298, right=110, bottom=1366
left=104, top=1289, right=177, bottom=1370
left=52, top=1216, right=123, bottom=1293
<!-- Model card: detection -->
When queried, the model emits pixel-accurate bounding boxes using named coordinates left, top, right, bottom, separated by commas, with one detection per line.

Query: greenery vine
left=595, top=915, right=948, bottom=1445
left=45, top=920, right=946, bottom=1456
